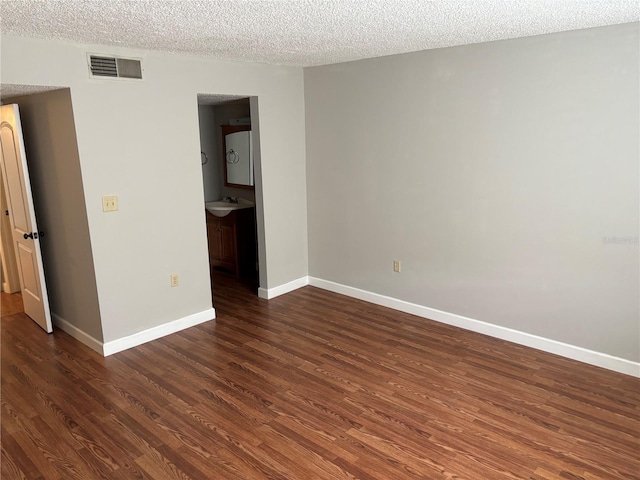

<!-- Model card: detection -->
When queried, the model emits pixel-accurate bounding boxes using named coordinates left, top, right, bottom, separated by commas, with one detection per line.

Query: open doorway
left=197, top=94, right=265, bottom=298
left=0, top=98, right=53, bottom=332
left=0, top=84, right=103, bottom=342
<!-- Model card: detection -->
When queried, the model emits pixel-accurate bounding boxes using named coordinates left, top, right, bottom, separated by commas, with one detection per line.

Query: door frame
left=197, top=94, right=267, bottom=294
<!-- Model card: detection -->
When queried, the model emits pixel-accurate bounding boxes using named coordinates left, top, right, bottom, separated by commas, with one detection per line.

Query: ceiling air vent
left=88, top=54, right=143, bottom=79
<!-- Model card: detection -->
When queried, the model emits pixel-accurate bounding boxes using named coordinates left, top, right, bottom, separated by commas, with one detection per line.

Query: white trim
left=258, top=276, right=309, bottom=299
left=53, top=308, right=216, bottom=357
left=308, top=277, right=640, bottom=378
left=102, top=308, right=216, bottom=356
left=52, top=313, right=104, bottom=355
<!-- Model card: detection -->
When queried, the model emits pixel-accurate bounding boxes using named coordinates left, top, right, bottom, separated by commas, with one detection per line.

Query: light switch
left=102, top=195, right=118, bottom=212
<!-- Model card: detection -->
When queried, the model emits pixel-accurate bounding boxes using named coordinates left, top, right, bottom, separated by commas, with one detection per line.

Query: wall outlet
left=170, top=273, right=179, bottom=287
left=102, top=195, right=118, bottom=212
left=393, top=260, right=401, bottom=272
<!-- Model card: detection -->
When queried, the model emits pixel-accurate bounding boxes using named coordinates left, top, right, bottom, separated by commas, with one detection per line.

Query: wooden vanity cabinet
left=206, top=209, right=256, bottom=277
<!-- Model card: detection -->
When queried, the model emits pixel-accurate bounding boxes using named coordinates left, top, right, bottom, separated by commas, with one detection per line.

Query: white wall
left=0, top=170, right=20, bottom=293
left=198, top=105, right=219, bottom=202
left=9, top=89, right=103, bottom=341
left=305, top=23, right=639, bottom=362
left=1, top=36, right=308, bottom=343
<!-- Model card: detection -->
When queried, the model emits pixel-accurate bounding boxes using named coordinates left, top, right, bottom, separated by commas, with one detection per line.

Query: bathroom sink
left=205, top=198, right=254, bottom=217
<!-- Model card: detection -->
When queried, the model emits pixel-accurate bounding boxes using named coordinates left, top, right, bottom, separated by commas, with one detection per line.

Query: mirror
left=222, top=125, right=254, bottom=189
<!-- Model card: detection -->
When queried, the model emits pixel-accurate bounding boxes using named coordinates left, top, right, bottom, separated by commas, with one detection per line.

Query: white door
left=0, top=104, right=52, bottom=333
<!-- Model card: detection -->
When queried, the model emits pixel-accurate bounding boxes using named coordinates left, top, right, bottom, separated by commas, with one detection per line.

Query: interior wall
left=10, top=89, right=103, bottom=341
left=0, top=170, right=20, bottom=293
left=198, top=105, right=219, bottom=202
left=305, top=22, right=640, bottom=362
left=1, top=35, right=308, bottom=343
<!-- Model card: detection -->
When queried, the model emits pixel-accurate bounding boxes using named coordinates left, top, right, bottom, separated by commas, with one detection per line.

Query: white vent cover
left=88, top=54, right=142, bottom=79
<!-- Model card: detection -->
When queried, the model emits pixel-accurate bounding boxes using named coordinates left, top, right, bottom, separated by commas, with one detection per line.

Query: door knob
left=23, top=231, right=44, bottom=239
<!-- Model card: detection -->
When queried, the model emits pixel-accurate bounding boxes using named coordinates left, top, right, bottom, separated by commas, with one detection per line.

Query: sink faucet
left=224, top=196, right=239, bottom=204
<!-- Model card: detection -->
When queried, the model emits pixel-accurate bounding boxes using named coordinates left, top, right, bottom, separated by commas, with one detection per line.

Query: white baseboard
left=53, top=308, right=216, bottom=357
left=53, top=274, right=638, bottom=376
left=308, top=277, right=640, bottom=378
left=53, top=313, right=104, bottom=355
left=258, top=276, right=309, bottom=300
left=102, top=308, right=216, bottom=356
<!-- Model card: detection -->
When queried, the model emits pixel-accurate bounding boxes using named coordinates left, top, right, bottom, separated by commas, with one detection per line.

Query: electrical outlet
left=102, top=195, right=118, bottom=212
left=170, top=273, right=179, bottom=287
left=393, top=260, right=401, bottom=273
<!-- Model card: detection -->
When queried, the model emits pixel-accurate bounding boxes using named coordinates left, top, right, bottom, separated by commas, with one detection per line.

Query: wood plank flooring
left=2, top=273, right=639, bottom=479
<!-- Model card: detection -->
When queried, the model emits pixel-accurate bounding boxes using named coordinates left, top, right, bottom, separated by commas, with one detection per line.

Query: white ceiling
left=1, top=1, right=638, bottom=67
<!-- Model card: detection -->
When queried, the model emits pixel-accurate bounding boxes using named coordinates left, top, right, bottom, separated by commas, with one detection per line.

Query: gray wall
left=198, top=105, right=219, bottom=202
left=305, top=23, right=639, bottom=361
left=11, top=89, right=103, bottom=341
left=1, top=35, right=308, bottom=343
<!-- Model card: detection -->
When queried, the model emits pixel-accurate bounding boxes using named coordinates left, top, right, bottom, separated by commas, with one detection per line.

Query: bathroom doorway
left=197, top=94, right=264, bottom=298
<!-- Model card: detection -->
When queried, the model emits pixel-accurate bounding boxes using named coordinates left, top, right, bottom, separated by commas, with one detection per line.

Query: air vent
left=88, top=54, right=143, bottom=79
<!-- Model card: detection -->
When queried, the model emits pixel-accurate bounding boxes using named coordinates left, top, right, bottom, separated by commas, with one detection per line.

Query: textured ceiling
left=1, top=1, right=638, bottom=67
left=0, top=84, right=65, bottom=101
left=197, top=93, right=247, bottom=106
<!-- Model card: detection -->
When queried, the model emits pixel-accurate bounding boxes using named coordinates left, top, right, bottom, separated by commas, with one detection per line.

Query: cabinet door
left=207, top=220, right=222, bottom=261
left=220, top=223, right=236, bottom=263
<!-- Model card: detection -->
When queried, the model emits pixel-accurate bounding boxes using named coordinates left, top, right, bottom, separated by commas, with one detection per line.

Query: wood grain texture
left=2, top=272, right=639, bottom=479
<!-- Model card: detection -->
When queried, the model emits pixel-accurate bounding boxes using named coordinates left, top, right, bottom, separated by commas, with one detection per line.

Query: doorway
left=0, top=85, right=103, bottom=342
left=0, top=102, right=53, bottom=331
left=197, top=94, right=265, bottom=298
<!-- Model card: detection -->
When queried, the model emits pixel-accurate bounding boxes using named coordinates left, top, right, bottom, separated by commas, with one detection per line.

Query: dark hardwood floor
left=2, top=273, right=639, bottom=479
